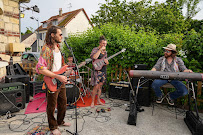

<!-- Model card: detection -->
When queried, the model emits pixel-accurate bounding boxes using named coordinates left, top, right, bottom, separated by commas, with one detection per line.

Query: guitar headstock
left=85, top=58, right=92, bottom=64
left=121, top=48, right=126, bottom=52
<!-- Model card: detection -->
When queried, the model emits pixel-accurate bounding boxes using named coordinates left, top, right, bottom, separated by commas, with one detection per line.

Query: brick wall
left=0, top=0, right=23, bottom=81
left=0, top=0, right=20, bottom=52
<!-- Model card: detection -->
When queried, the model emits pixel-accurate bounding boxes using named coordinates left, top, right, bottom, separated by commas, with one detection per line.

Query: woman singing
left=90, top=35, right=109, bottom=108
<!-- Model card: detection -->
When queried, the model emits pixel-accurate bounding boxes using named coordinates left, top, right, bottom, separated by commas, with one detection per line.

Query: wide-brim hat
left=163, top=43, right=177, bottom=52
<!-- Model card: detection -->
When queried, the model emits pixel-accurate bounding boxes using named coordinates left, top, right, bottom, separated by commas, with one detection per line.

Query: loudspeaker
left=131, top=78, right=152, bottom=107
left=13, top=63, right=27, bottom=75
left=5, top=75, right=30, bottom=103
left=131, top=64, right=152, bottom=107
left=134, top=64, right=147, bottom=70
left=6, top=63, right=27, bottom=75
left=109, top=82, right=130, bottom=101
left=0, top=82, right=25, bottom=115
left=184, top=111, right=203, bottom=135
left=29, top=81, right=43, bottom=97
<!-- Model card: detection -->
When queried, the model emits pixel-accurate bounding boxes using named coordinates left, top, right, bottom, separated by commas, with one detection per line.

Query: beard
left=55, top=38, right=61, bottom=43
left=164, top=53, right=172, bottom=58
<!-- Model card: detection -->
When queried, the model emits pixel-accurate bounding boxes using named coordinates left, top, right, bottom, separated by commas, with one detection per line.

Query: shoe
left=166, top=93, right=174, bottom=106
left=156, top=94, right=164, bottom=103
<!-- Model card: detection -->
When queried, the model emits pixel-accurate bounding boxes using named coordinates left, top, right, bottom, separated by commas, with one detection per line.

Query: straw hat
left=163, top=44, right=177, bottom=52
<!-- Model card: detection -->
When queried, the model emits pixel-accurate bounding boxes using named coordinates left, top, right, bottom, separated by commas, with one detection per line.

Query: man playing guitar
left=36, top=26, right=71, bottom=135
left=90, top=35, right=109, bottom=108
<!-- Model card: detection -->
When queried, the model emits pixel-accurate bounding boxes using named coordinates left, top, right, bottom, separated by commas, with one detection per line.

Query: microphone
left=64, top=37, right=68, bottom=40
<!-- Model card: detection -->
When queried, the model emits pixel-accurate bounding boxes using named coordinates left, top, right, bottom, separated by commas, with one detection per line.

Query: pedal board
left=184, top=111, right=203, bottom=135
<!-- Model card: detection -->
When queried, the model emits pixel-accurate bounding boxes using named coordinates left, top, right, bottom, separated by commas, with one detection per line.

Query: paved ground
left=0, top=96, right=202, bottom=135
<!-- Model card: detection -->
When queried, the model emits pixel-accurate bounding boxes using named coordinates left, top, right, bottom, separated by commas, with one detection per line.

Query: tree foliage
left=21, top=27, right=34, bottom=35
left=91, top=0, right=201, bottom=34
left=62, top=23, right=198, bottom=74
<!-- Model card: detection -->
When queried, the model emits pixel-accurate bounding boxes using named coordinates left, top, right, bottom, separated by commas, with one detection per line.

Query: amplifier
left=29, top=81, right=44, bottom=97
left=5, top=75, right=30, bottom=103
left=137, top=87, right=151, bottom=107
left=109, top=82, right=130, bottom=101
left=131, top=78, right=152, bottom=107
left=0, top=82, right=24, bottom=91
left=0, top=82, right=25, bottom=115
left=184, top=111, right=203, bottom=135
left=134, top=64, right=147, bottom=70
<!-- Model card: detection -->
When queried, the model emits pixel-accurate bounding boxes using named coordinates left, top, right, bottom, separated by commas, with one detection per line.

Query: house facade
left=37, top=8, right=93, bottom=51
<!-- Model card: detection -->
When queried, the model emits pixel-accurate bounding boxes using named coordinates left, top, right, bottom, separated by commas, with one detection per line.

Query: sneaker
left=156, top=95, right=164, bottom=103
left=166, top=93, right=174, bottom=106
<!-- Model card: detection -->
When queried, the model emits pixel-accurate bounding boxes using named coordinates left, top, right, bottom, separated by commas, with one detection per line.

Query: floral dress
left=90, top=47, right=107, bottom=86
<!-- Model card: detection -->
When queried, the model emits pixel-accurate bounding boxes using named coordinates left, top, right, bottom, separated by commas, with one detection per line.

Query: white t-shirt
left=52, top=50, right=62, bottom=72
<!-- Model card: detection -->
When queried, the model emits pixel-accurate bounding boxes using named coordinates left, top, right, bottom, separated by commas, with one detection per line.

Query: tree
left=187, top=19, right=203, bottom=32
left=91, top=0, right=189, bottom=33
left=21, top=27, right=34, bottom=35
left=149, top=1, right=188, bottom=33
left=184, top=0, right=201, bottom=19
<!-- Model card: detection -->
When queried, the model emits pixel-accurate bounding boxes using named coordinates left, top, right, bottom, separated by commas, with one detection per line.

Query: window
left=39, top=33, right=42, bottom=40
left=52, top=20, right=58, bottom=25
left=42, top=33, right=46, bottom=40
left=42, top=22, right=47, bottom=28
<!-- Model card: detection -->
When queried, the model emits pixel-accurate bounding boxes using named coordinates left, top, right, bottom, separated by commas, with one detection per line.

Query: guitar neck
left=107, top=50, right=123, bottom=60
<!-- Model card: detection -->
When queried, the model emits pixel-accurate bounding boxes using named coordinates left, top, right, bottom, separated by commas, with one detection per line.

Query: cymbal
left=80, top=71, right=88, bottom=74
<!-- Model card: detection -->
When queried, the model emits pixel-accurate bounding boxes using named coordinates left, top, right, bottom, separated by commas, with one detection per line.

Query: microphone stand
left=64, top=39, right=79, bottom=135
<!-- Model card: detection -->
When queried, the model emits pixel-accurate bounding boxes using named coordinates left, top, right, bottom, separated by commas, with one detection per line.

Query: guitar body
left=43, top=58, right=92, bottom=92
left=44, top=65, right=68, bottom=92
left=92, top=59, right=106, bottom=71
left=92, top=48, right=126, bottom=71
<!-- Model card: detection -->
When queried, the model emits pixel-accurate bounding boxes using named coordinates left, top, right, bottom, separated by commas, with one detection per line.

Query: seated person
left=66, top=54, right=85, bottom=86
left=151, top=44, right=193, bottom=105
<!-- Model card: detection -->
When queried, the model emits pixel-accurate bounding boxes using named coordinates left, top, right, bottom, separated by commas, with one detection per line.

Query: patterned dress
left=90, top=47, right=107, bottom=86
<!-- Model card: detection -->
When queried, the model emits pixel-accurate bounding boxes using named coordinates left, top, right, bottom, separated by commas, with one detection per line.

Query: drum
left=65, top=84, right=80, bottom=105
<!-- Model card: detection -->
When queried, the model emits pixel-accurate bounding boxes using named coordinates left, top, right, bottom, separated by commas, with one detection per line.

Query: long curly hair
left=45, top=25, right=61, bottom=48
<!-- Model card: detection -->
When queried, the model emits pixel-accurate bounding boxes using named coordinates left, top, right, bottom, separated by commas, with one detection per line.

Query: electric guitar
left=93, top=48, right=126, bottom=71
left=44, top=58, right=92, bottom=92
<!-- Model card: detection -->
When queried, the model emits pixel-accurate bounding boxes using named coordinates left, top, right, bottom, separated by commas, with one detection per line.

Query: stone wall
left=0, top=0, right=26, bottom=81
left=0, top=0, right=20, bottom=53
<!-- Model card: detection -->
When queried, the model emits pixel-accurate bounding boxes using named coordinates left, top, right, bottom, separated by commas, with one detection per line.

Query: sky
left=20, top=0, right=203, bottom=33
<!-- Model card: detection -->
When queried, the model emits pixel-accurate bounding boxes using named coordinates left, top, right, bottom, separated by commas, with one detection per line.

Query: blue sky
left=20, top=0, right=203, bottom=33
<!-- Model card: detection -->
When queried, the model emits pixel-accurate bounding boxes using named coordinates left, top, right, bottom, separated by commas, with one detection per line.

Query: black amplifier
left=184, top=111, right=203, bottom=135
left=29, top=81, right=44, bottom=97
left=5, top=75, right=30, bottom=103
left=0, top=82, right=25, bottom=115
left=109, top=82, right=130, bottom=101
left=131, top=78, right=152, bottom=107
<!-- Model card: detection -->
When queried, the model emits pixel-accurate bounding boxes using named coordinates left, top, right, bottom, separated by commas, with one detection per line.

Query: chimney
left=59, top=8, right=62, bottom=16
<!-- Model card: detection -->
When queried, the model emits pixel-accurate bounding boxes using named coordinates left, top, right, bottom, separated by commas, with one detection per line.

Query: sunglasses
left=164, top=50, right=171, bottom=53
